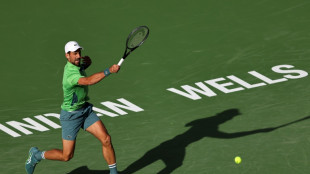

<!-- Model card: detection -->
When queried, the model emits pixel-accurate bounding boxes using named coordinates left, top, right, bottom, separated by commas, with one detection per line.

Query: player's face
left=66, top=49, right=82, bottom=66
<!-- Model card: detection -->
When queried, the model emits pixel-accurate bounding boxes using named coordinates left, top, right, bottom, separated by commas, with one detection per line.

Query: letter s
left=272, top=64, right=308, bottom=79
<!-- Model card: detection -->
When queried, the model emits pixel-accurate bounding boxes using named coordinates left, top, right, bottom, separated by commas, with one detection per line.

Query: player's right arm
left=78, top=65, right=120, bottom=86
left=78, top=72, right=105, bottom=86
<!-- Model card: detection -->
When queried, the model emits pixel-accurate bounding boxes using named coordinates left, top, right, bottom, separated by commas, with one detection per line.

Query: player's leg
left=25, top=140, right=75, bottom=174
left=86, top=120, right=116, bottom=164
left=86, top=120, right=117, bottom=173
left=45, top=108, right=84, bottom=161
left=82, top=103, right=117, bottom=173
left=44, top=139, right=76, bottom=161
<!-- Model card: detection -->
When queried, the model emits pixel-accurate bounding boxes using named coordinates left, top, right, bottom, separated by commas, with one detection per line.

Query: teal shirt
left=61, top=62, right=89, bottom=111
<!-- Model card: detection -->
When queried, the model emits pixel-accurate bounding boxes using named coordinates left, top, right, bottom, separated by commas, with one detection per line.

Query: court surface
left=0, top=0, right=310, bottom=173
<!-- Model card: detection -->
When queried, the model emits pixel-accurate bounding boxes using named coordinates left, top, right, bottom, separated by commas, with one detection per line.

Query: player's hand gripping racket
left=117, top=26, right=149, bottom=66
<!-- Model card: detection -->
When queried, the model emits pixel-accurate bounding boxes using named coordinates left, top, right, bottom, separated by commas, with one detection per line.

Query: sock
left=109, top=163, right=118, bottom=174
left=34, top=151, right=45, bottom=161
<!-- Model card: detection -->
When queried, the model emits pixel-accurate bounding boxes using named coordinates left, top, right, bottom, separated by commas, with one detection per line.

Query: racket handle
left=118, top=58, right=125, bottom=66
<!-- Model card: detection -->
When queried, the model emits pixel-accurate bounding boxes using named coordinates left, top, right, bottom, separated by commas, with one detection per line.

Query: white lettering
left=6, top=118, right=49, bottom=135
left=167, top=64, right=307, bottom=100
left=272, top=64, right=308, bottom=79
left=44, top=113, right=60, bottom=119
left=92, top=107, right=119, bottom=117
left=0, top=124, right=21, bottom=137
left=101, top=98, right=144, bottom=116
left=227, top=75, right=266, bottom=89
left=34, top=115, right=61, bottom=129
left=167, top=82, right=217, bottom=100
left=1, top=98, right=144, bottom=138
left=248, top=71, right=287, bottom=84
left=205, top=77, right=244, bottom=93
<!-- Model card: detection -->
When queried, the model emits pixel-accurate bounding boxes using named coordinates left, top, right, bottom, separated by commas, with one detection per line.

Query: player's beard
left=74, top=58, right=80, bottom=66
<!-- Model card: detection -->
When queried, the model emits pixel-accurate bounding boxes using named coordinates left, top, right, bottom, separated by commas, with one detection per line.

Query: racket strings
left=127, top=28, right=148, bottom=49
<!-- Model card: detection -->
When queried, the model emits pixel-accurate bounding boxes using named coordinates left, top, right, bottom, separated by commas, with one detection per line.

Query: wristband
left=103, top=68, right=111, bottom=76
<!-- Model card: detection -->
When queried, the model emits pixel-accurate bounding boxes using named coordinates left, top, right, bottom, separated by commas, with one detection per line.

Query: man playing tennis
left=25, top=41, right=120, bottom=174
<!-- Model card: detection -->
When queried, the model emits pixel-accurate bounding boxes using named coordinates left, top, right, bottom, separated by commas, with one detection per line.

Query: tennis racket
left=117, top=26, right=149, bottom=66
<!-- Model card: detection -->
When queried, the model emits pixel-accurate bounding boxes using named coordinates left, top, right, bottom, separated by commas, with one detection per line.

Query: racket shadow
left=121, top=109, right=310, bottom=174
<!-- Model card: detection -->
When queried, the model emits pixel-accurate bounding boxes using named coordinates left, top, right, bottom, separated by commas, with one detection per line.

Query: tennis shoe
left=25, top=147, right=40, bottom=174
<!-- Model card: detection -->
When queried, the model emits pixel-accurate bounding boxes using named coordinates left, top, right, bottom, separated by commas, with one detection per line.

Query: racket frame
left=118, top=26, right=149, bottom=66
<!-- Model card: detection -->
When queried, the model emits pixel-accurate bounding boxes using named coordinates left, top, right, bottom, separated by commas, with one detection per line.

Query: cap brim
left=66, top=46, right=83, bottom=53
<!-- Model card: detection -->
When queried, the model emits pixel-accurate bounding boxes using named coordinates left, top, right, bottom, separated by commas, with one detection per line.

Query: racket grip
left=118, top=58, right=125, bottom=66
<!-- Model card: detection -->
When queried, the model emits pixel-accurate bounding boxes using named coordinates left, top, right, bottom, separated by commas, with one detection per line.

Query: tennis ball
left=235, top=156, right=242, bottom=164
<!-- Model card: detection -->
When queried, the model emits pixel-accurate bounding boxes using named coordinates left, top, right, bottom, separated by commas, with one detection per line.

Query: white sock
left=41, top=151, right=46, bottom=159
left=109, top=163, right=118, bottom=174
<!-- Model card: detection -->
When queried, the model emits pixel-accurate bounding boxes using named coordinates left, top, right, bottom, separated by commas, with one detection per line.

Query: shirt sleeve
left=66, top=69, right=84, bottom=86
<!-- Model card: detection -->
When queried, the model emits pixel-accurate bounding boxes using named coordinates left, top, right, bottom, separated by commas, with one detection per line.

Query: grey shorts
left=60, top=103, right=100, bottom=140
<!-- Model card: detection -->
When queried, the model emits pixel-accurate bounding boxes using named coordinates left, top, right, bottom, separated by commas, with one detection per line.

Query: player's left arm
left=82, top=56, right=92, bottom=69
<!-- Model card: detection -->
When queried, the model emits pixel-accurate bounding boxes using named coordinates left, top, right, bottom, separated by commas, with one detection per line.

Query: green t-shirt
left=61, top=62, right=89, bottom=111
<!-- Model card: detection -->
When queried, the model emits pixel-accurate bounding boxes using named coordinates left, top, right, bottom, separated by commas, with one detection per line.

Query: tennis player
left=25, top=41, right=120, bottom=174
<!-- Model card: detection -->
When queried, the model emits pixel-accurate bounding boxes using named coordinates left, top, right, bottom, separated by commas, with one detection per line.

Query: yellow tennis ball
left=235, top=156, right=242, bottom=164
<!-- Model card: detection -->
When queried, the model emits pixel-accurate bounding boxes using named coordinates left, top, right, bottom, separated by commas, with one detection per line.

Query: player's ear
left=65, top=52, right=70, bottom=59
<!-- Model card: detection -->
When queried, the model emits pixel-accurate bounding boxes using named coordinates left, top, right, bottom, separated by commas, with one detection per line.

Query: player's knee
left=101, top=135, right=112, bottom=147
left=63, top=153, right=74, bottom=162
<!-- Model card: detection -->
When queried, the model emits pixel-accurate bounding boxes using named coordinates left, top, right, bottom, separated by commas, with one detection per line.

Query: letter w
left=167, top=82, right=217, bottom=100
left=100, top=98, right=144, bottom=116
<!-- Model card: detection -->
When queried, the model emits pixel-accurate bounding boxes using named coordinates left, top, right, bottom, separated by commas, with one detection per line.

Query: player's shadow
left=67, top=166, right=109, bottom=174
left=120, top=109, right=310, bottom=174
left=68, top=109, right=310, bottom=174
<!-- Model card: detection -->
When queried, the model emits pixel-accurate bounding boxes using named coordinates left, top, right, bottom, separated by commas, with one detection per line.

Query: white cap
left=65, top=41, right=83, bottom=53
